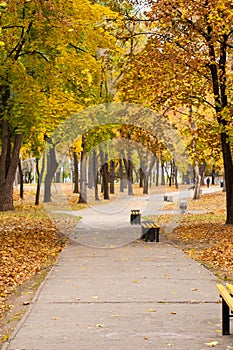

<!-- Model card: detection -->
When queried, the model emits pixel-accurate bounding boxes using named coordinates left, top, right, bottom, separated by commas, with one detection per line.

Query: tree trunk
left=93, top=149, right=99, bottom=201
left=156, top=157, right=159, bottom=186
left=161, top=161, right=165, bottom=185
left=123, top=147, right=134, bottom=196
left=78, top=150, right=87, bottom=203
left=18, top=159, right=24, bottom=199
left=221, top=132, right=233, bottom=224
left=73, top=151, right=79, bottom=194
left=200, top=163, right=206, bottom=186
left=110, top=159, right=115, bottom=194
left=0, top=119, right=23, bottom=211
left=127, top=158, right=133, bottom=196
left=142, top=154, right=156, bottom=194
left=35, top=156, right=45, bottom=206
left=78, top=137, right=87, bottom=204
left=101, top=152, right=109, bottom=200
left=211, top=164, right=215, bottom=185
left=143, top=176, right=149, bottom=194
left=193, top=162, right=201, bottom=200
left=0, top=182, right=14, bottom=211
left=44, top=138, right=58, bottom=203
left=207, top=34, right=233, bottom=223
left=88, top=151, right=94, bottom=189
left=168, top=174, right=172, bottom=187
left=119, top=158, right=124, bottom=192
left=174, top=165, right=178, bottom=189
left=139, top=165, right=144, bottom=188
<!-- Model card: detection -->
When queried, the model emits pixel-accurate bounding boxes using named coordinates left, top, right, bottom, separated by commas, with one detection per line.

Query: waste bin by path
left=130, top=209, right=141, bottom=225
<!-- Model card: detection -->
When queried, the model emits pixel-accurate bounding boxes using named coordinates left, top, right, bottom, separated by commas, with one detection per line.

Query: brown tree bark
left=101, top=151, right=109, bottom=200
left=200, top=163, right=206, bottom=186
left=18, top=159, right=24, bottom=199
left=221, top=132, right=233, bottom=224
left=207, top=31, right=233, bottom=224
left=122, top=149, right=133, bottom=196
left=110, top=159, right=115, bottom=194
left=0, top=119, right=23, bottom=211
left=161, top=161, right=165, bottom=186
left=119, top=158, right=124, bottom=192
left=35, top=156, right=45, bottom=206
left=44, top=137, right=58, bottom=203
left=78, top=136, right=87, bottom=204
left=73, top=151, right=79, bottom=194
left=156, top=157, right=159, bottom=187
left=193, top=162, right=201, bottom=200
left=88, top=151, right=94, bottom=189
left=139, top=152, right=156, bottom=195
left=93, top=149, right=100, bottom=201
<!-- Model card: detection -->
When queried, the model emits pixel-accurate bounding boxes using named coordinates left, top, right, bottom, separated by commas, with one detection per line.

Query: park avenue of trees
left=0, top=0, right=233, bottom=224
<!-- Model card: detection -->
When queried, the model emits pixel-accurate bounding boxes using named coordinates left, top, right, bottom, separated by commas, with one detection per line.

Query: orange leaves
left=197, top=239, right=233, bottom=275
left=170, top=191, right=233, bottom=279
left=0, top=215, right=64, bottom=319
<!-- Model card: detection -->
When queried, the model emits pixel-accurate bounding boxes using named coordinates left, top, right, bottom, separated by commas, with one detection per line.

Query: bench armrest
left=216, top=284, right=233, bottom=311
left=226, top=283, right=233, bottom=296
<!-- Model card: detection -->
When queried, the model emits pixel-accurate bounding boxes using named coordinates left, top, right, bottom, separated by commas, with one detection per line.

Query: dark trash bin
left=179, top=200, right=187, bottom=214
left=130, top=210, right=141, bottom=225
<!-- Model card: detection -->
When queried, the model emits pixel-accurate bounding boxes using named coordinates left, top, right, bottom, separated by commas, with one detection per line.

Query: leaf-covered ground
left=0, top=215, right=65, bottom=319
left=163, top=190, right=233, bottom=280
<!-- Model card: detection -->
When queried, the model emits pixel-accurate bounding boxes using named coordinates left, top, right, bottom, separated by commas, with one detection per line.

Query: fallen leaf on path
left=147, top=308, right=157, bottom=312
left=205, top=341, right=219, bottom=347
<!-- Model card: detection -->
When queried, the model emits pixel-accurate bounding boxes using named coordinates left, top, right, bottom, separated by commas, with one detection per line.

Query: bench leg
left=141, top=227, right=146, bottom=240
left=143, top=228, right=159, bottom=242
left=150, top=228, right=155, bottom=242
left=144, top=228, right=152, bottom=242
left=130, top=214, right=135, bottom=224
left=222, top=298, right=230, bottom=335
left=155, top=228, right=159, bottom=242
left=145, top=228, right=155, bottom=242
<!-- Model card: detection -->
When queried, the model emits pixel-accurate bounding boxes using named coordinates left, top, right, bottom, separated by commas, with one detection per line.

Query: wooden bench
left=216, top=283, right=233, bottom=335
left=141, top=223, right=160, bottom=242
left=130, top=210, right=141, bottom=225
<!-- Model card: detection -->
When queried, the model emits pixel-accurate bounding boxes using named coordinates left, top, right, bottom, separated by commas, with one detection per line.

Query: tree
left=0, top=0, right=116, bottom=210
left=119, top=0, right=233, bottom=224
left=78, top=135, right=88, bottom=203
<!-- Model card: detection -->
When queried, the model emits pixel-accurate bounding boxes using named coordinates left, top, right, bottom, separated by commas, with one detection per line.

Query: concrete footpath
left=2, top=232, right=233, bottom=350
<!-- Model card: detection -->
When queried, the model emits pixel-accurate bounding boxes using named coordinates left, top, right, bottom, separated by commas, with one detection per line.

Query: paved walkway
left=2, top=187, right=233, bottom=350
left=2, top=234, right=233, bottom=350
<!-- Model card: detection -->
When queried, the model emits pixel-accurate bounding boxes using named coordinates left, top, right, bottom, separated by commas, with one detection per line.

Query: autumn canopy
left=0, top=0, right=233, bottom=224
